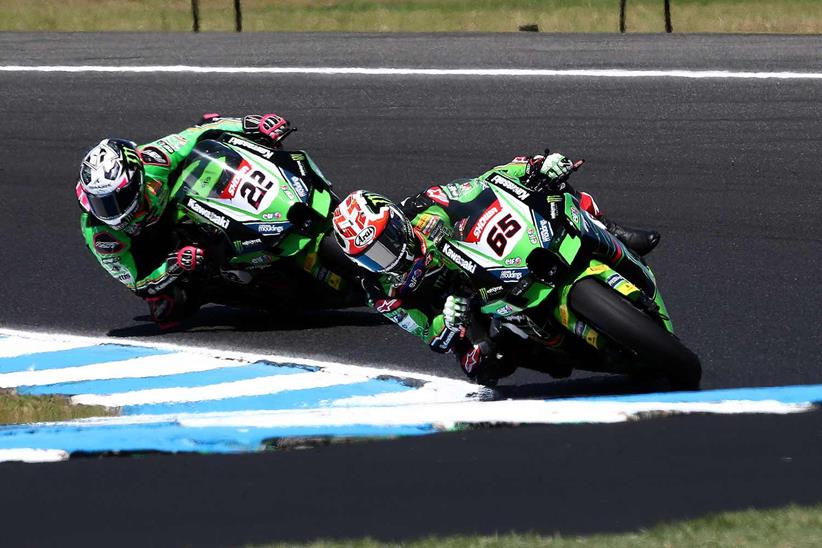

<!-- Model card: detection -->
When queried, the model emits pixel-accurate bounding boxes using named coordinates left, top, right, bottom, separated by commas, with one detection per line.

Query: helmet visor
left=86, top=172, right=142, bottom=223
left=350, top=209, right=412, bottom=274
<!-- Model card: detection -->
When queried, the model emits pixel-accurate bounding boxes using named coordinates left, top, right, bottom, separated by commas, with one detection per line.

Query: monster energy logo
left=364, top=193, right=394, bottom=210
left=122, top=147, right=142, bottom=169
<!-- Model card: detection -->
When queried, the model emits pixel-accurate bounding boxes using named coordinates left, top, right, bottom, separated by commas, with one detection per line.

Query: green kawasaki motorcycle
left=437, top=164, right=701, bottom=389
left=168, top=133, right=363, bottom=311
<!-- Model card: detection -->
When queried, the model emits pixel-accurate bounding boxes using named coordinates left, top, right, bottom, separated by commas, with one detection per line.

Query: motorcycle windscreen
left=176, top=140, right=245, bottom=199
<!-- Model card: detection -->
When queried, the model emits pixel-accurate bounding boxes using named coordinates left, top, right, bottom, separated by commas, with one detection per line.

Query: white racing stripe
left=0, top=353, right=246, bottom=388
left=0, top=449, right=69, bottom=463
left=0, top=337, right=89, bottom=359
left=330, top=381, right=479, bottom=407
left=71, top=371, right=367, bottom=407
left=1, top=65, right=821, bottom=80
left=27, top=398, right=809, bottom=431
left=179, top=399, right=810, bottom=429
left=0, top=327, right=480, bottom=390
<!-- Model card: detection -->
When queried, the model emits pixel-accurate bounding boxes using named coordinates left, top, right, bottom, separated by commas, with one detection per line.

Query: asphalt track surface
left=3, top=410, right=822, bottom=546
left=1, top=33, right=821, bottom=544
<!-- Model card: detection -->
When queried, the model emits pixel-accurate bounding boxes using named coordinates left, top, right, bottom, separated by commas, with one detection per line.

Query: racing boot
left=602, top=217, right=660, bottom=256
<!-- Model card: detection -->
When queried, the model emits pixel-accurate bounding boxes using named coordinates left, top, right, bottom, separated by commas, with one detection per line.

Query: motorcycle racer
left=332, top=152, right=660, bottom=384
left=76, top=113, right=293, bottom=327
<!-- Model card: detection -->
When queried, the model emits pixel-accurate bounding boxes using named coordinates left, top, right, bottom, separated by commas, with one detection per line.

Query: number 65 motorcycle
left=436, top=163, right=701, bottom=390
left=165, top=132, right=364, bottom=317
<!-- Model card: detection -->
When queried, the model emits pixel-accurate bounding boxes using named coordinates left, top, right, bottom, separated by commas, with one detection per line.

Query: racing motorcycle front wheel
left=568, top=278, right=702, bottom=390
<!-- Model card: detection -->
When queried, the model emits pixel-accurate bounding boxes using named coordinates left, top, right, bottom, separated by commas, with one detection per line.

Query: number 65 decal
left=486, top=213, right=521, bottom=256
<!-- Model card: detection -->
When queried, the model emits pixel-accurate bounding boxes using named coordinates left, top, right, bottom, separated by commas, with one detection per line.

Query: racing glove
left=540, top=153, right=574, bottom=184
left=173, top=246, right=205, bottom=273
left=144, top=287, right=187, bottom=330
left=243, top=113, right=293, bottom=147
left=443, top=295, right=471, bottom=331
left=526, top=151, right=574, bottom=192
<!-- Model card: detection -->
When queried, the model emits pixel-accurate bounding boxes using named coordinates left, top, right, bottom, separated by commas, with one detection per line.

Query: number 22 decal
left=486, top=213, right=521, bottom=256
left=239, top=170, right=273, bottom=210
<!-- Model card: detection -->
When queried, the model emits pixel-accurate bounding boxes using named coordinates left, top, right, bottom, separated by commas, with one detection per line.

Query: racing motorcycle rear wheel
left=568, top=278, right=702, bottom=390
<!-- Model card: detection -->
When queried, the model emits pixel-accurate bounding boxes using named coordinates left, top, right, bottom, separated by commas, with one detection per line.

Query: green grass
left=252, top=504, right=822, bottom=547
left=0, top=390, right=115, bottom=424
left=1, top=0, right=821, bottom=33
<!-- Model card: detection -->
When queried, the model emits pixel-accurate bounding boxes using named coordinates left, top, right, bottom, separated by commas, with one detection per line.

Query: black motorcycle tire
left=568, top=278, right=702, bottom=390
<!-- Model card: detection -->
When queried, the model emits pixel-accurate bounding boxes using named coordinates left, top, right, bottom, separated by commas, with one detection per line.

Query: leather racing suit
left=360, top=155, right=610, bottom=381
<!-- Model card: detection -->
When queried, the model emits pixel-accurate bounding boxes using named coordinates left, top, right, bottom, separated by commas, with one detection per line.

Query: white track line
left=15, top=398, right=810, bottom=432
left=1, top=65, right=821, bottom=80
left=0, top=328, right=480, bottom=392
left=71, top=371, right=365, bottom=407
left=0, top=337, right=89, bottom=359
left=0, top=353, right=246, bottom=388
left=0, top=449, right=69, bottom=463
left=179, top=399, right=810, bottom=429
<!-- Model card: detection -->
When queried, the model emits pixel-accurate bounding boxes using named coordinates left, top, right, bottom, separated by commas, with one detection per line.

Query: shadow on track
left=107, top=305, right=388, bottom=338
left=492, top=373, right=670, bottom=400
left=108, top=306, right=672, bottom=400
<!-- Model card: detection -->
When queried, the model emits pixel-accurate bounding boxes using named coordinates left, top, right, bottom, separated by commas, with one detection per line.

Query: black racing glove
left=242, top=113, right=294, bottom=147
left=144, top=286, right=187, bottom=330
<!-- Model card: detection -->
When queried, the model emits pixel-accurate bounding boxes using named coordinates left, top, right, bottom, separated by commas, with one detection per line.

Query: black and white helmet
left=78, top=139, right=145, bottom=228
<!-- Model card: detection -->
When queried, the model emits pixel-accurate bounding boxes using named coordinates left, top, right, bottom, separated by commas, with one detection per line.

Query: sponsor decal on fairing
left=469, top=202, right=501, bottom=241
left=495, top=304, right=513, bottom=316
left=538, top=217, right=553, bottom=244
left=441, top=242, right=477, bottom=274
left=247, top=222, right=288, bottom=236
left=186, top=199, right=230, bottom=229
left=487, top=173, right=530, bottom=201
left=499, top=269, right=524, bottom=281
left=224, top=164, right=252, bottom=198
left=227, top=136, right=274, bottom=159
left=290, top=176, right=309, bottom=199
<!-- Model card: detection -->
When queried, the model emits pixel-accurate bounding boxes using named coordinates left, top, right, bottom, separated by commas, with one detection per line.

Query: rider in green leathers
left=76, top=113, right=292, bottom=327
left=332, top=152, right=660, bottom=383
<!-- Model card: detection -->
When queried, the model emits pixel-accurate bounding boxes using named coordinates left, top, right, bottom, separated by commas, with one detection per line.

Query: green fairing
left=387, top=162, right=676, bottom=355
left=370, top=161, right=532, bottom=346
left=80, top=118, right=334, bottom=297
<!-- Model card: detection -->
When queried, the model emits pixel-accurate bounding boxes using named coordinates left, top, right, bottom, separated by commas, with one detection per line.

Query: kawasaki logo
left=187, top=199, right=230, bottom=229
left=488, top=174, right=530, bottom=201
left=442, top=242, right=477, bottom=274
left=228, top=136, right=274, bottom=159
